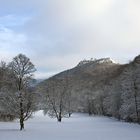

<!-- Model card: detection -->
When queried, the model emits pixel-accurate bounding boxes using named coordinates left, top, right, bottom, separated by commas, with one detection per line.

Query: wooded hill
left=38, top=56, right=140, bottom=123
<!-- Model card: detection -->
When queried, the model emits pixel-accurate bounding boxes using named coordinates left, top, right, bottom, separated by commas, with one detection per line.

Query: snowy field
left=0, top=111, right=140, bottom=140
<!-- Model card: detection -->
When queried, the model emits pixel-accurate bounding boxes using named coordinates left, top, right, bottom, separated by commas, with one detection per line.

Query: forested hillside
left=37, top=56, right=140, bottom=123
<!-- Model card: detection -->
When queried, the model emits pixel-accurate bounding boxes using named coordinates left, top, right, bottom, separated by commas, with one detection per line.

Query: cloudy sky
left=0, top=0, right=140, bottom=78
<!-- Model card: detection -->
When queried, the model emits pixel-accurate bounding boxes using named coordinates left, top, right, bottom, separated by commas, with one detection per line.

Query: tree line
left=84, top=60, right=140, bottom=123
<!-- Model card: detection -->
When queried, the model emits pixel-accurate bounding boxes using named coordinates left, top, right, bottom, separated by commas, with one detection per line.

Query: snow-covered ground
left=0, top=111, right=140, bottom=140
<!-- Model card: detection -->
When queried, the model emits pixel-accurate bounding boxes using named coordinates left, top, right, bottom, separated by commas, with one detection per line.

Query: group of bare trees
left=0, top=54, right=37, bottom=130
left=119, top=62, right=140, bottom=122
left=0, top=54, right=74, bottom=131
left=38, top=71, right=73, bottom=122
left=85, top=61, right=140, bottom=123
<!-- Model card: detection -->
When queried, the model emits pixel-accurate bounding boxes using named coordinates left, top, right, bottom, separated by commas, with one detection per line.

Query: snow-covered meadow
left=0, top=111, right=140, bottom=140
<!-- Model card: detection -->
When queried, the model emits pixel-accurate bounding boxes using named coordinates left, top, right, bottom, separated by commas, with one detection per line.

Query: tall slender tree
left=9, top=54, right=36, bottom=130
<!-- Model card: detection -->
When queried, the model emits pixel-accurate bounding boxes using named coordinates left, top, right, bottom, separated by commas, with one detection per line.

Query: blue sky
left=0, top=0, right=140, bottom=78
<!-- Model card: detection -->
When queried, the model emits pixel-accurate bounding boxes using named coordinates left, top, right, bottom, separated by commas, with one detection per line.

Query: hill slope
left=37, top=55, right=140, bottom=122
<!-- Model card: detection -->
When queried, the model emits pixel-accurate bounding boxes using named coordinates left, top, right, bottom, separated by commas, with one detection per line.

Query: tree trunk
left=58, top=117, right=61, bottom=122
left=68, top=112, right=72, bottom=117
left=58, top=113, right=62, bottom=122
left=20, top=117, right=24, bottom=131
left=20, top=93, right=24, bottom=131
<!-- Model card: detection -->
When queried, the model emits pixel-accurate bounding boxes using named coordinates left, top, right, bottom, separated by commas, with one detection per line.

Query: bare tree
left=8, top=54, right=36, bottom=130
left=41, top=76, right=72, bottom=122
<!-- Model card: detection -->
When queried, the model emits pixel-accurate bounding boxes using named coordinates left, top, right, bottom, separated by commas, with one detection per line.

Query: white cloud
left=0, top=0, right=140, bottom=78
left=0, top=15, right=30, bottom=27
left=0, top=26, right=27, bottom=61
